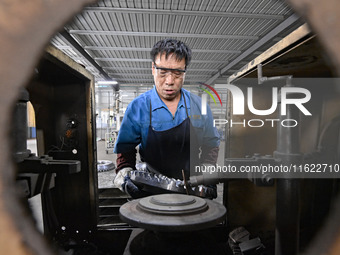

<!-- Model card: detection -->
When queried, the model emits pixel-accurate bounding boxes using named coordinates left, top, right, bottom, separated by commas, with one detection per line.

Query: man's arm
left=113, top=101, right=149, bottom=198
left=201, top=101, right=220, bottom=165
left=116, top=149, right=136, bottom=172
left=201, top=145, right=219, bottom=165
left=114, top=102, right=141, bottom=172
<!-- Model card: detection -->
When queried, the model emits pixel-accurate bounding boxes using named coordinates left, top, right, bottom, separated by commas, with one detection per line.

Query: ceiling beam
left=204, top=14, right=301, bottom=85
left=85, top=46, right=152, bottom=51
left=68, top=30, right=258, bottom=40
left=58, top=30, right=111, bottom=80
left=118, top=81, right=199, bottom=85
left=110, top=73, right=211, bottom=77
left=112, top=74, right=152, bottom=77
left=119, top=82, right=154, bottom=85
left=186, top=69, right=219, bottom=72
left=118, top=84, right=203, bottom=88
left=228, top=23, right=312, bottom=83
left=103, top=67, right=217, bottom=72
left=84, top=46, right=241, bottom=54
left=104, top=67, right=151, bottom=71
left=116, top=78, right=205, bottom=82
left=83, top=7, right=284, bottom=20
left=95, top=58, right=227, bottom=64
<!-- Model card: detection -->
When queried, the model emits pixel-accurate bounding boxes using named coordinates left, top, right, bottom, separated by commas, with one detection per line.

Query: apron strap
left=149, top=100, right=152, bottom=126
left=182, top=91, right=189, bottom=119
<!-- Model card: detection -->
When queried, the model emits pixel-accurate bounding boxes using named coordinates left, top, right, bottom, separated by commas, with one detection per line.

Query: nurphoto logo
left=200, top=83, right=312, bottom=128
left=199, top=82, right=222, bottom=115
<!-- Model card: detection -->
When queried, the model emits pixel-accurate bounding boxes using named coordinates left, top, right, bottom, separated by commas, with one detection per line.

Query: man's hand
left=113, top=167, right=132, bottom=190
left=113, top=167, right=148, bottom=199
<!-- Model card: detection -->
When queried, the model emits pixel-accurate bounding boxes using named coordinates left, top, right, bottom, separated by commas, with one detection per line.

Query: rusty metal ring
left=0, top=1, right=94, bottom=254
left=1, top=1, right=340, bottom=255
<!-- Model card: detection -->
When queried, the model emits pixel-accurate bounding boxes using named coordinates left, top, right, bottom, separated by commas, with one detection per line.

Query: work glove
left=205, top=184, right=218, bottom=199
left=113, top=167, right=148, bottom=199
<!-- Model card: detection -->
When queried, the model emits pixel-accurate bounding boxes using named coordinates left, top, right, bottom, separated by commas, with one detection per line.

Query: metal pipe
left=275, top=83, right=300, bottom=158
left=274, top=80, right=301, bottom=255
left=12, top=88, right=31, bottom=162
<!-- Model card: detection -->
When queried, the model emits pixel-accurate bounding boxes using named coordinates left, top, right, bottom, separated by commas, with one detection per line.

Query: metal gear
left=97, top=160, right=116, bottom=172
left=130, top=170, right=216, bottom=199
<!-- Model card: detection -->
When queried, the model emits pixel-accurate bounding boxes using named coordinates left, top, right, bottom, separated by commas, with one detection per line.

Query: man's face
left=152, top=53, right=186, bottom=102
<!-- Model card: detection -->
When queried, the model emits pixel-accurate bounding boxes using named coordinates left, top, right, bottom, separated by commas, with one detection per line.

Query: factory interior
left=2, top=0, right=340, bottom=254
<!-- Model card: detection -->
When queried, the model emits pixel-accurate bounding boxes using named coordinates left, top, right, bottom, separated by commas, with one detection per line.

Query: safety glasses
left=153, top=63, right=186, bottom=79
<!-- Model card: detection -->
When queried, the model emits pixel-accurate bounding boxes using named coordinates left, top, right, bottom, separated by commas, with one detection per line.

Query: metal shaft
left=274, top=84, right=301, bottom=255
left=12, top=88, right=31, bottom=162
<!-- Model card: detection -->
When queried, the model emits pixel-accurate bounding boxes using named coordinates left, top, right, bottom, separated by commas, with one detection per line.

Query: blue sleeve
left=114, top=103, right=142, bottom=153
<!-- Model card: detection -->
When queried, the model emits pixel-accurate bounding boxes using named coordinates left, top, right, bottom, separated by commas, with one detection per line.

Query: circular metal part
left=138, top=193, right=208, bottom=215
left=119, top=193, right=226, bottom=232
left=97, top=160, right=116, bottom=172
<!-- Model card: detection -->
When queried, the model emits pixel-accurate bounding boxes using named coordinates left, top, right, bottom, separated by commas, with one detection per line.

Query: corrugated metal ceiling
left=51, top=0, right=303, bottom=87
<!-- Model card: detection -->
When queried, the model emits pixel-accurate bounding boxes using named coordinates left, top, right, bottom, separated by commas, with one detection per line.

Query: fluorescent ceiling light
left=96, top=80, right=118, bottom=85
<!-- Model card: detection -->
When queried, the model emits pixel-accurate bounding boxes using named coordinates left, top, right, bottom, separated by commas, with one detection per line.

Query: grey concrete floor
left=97, top=140, right=117, bottom=188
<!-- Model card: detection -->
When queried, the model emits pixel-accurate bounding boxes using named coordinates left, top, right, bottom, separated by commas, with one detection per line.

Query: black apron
left=140, top=92, right=199, bottom=180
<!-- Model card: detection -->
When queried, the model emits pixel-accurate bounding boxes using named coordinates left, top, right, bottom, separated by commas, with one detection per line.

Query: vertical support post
left=223, top=88, right=232, bottom=225
left=12, top=88, right=31, bottom=162
left=274, top=79, right=301, bottom=255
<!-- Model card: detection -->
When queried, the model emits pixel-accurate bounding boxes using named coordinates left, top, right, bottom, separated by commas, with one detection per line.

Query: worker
left=113, top=38, right=220, bottom=198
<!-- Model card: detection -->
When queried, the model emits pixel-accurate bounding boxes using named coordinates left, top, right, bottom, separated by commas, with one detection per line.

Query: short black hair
left=150, top=38, right=192, bottom=68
